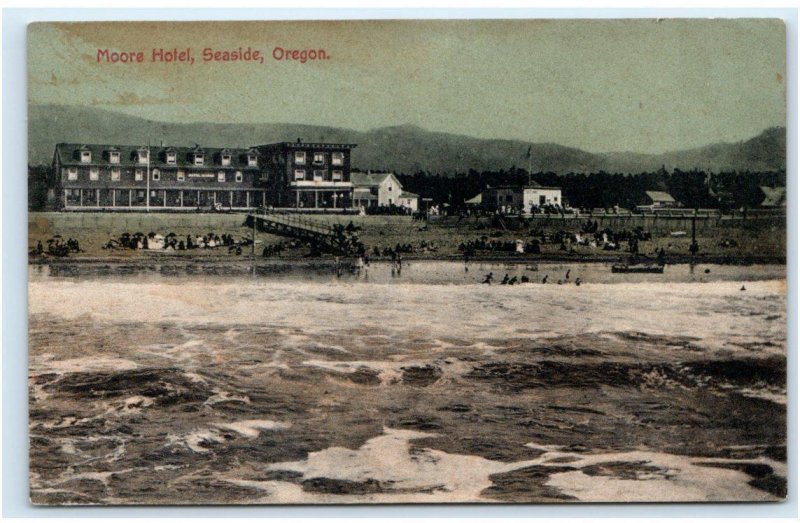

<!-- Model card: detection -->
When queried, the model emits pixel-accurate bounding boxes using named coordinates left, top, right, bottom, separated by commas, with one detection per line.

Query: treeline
left=395, top=167, right=786, bottom=211
left=29, top=165, right=54, bottom=211
left=28, top=164, right=786, bottom=212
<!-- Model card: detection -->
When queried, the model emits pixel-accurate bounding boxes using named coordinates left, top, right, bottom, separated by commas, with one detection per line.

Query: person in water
left=575, top=277, right=582, bottom=286
left=542, top=275, right=548, bottom=284
left=482, top=272, right=494, bottom=284
left=500, top=274, right=510, bottom=285
left=565, top=269, right=571, bottom=280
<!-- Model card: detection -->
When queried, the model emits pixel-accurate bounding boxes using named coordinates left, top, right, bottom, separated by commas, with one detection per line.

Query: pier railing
left=251, top=207, right=334, bottom=236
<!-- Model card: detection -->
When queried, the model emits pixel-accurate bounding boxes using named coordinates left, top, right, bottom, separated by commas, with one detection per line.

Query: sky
left=27, top=19, right=786, bottom=154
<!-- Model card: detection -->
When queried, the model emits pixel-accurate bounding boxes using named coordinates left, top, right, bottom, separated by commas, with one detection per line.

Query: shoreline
left=28, top=252, right=787, bottom=266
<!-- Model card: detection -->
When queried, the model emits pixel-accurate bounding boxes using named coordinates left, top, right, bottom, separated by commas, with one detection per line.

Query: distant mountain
left=28, top=104, right=785, bottom=174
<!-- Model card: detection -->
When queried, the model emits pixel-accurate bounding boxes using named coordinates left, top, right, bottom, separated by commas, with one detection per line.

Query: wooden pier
left=244, top=210, right=355, bottom=254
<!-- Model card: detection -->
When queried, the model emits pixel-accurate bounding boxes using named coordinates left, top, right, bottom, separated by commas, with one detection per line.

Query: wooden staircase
left=243, top=210, right=355, bottom=254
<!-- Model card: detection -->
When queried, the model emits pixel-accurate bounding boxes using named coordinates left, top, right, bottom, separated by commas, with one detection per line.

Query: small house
left=637, top=191, right=679, bottom=211
left=351, top=171, right=410, bottom=209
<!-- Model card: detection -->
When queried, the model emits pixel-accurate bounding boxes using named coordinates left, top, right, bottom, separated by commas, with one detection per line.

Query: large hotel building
left=52, top=140, right=357, bottom=211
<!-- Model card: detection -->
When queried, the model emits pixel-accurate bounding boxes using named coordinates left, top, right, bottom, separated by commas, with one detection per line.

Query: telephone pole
left=146, top=141, right=151, bottom=212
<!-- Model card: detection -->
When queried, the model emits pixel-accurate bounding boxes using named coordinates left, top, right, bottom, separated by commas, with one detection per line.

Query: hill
left=28, top=105, right=785, bottom=174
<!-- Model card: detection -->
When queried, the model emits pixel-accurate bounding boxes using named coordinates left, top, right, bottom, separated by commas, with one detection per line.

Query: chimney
left=297, top=138, right=302, bottom=144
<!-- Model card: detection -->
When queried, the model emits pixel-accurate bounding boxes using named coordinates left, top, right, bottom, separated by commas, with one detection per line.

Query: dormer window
left=235, top=171, right=243, bottom=183
left=221, top=153, right=231, bottom=166
left=294, top=151, right=306, bottom=165
left=331, top=152, right=344, bottom=166
left=313, top=152, right=325, bottom=165
left=80, top=150, right=92, bottom=163
left=137, top=150, right=149, bottom=164
left=111, top=168, right=120, bottom=181
left=166, top=151, right=177, bottom=164
left=109, top=151, right=120, bottom=164
left=247, top=154, right=257, bottom=167
left=152, top=169, right=160, bottom=181
left=194, top=153, right=204, bottom=166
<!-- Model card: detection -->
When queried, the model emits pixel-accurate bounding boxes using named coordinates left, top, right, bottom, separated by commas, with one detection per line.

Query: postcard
left=27, top=18, right=787, bottom=504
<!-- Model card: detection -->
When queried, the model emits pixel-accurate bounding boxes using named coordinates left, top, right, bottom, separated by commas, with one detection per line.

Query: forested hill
left=29, top=104, right=785, bottom=174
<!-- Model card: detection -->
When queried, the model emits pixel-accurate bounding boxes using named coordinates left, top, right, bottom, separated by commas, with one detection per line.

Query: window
left=109, top=151, right=120, bottom=164
left=313, top=152, right=325, bottom=164
left=247, top=155, right=257, bottom=167
left=138, top=151, right=149, bottom=164
left=67, top=167, right=78, bottom=181
left=89, top=167, right=99, bottom=181
left=554, top=196, right=558, bottom=202
left=235, top=171, right=243, bottom=183
left=313, top=170, right=324, bottom=181
left=388, top=185, right=393, bottom=192
left=135, top=169, right=144, bottom=181
left=110, top=168, right=120, bottom=181
left=194, top=154, right=204, bottom=166
left=177, top=171, right=185, bottom=181
left=294, top=151, right=306, bottom=165
left=331, top=152, right=344, bottom=166
left=80, top=151, right=91, bottom=163
left=217, top=171, right=225, bottom=182
left=166, top=152, right=176, bottom=164
left=294, top=169, right=305, bottom=181
left=152, top=169, right=160, bottom=181
left=221, top=154, right=231, bottom=166
left=332, top=170, right=343, bottom=181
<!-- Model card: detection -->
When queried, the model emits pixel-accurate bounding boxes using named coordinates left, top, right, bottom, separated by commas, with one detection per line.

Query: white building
left=523, top=184, right=563, bottom=210
left=351, top=172, right=415, bottom=209
left=397, top=191, right=419, bottom=212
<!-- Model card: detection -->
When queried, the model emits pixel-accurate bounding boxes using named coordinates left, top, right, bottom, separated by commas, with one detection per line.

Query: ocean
left=28, top=261, right=787, bottom=504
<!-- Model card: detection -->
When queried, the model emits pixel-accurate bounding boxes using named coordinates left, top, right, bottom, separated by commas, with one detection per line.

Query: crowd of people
left=370, top=240, right=440, bottom=260
left=101, top=231, right=250, bottom=254
left=29, top=236, right=81, bottom=257
left=481, top=269, right=582, bottom=286
left=459, top=237, right=540, bottom=255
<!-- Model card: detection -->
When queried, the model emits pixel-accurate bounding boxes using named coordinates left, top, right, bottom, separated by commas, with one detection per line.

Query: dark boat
left=611, top=264, right=665, bottom=274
